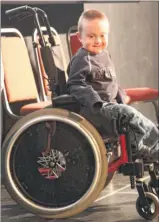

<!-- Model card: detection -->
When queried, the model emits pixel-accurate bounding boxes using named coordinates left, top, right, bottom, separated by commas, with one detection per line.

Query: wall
left=84, top=2, right=158, bottom=122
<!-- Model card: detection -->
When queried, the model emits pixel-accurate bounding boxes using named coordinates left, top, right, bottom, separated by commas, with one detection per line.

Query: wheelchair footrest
left=120, top=162, right=144, bottom=177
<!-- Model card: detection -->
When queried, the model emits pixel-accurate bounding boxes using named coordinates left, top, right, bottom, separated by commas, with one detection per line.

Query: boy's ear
left=76, top=32, right=82, bottom=42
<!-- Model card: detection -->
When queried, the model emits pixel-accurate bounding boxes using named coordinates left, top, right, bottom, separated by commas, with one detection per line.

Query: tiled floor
left=1, top=174, right=158, bottom=222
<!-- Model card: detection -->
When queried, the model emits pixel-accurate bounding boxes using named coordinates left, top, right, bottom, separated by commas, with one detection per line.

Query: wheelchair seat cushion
left=20, top=100, right=52, bottom=115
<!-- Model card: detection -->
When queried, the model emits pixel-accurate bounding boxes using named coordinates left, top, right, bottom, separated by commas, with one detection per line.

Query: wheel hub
left=37, top=149, right=66, bottom=180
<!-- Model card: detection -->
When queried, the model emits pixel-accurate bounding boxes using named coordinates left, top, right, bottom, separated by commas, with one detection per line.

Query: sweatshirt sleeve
left=66, top=55, right=103, bottom=110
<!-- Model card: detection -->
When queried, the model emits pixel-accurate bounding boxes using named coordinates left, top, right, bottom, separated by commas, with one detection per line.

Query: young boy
left=66, top=9, right=159, bottom=162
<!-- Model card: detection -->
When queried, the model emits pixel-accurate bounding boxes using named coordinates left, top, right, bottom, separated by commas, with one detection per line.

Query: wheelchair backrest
left=32, top=26, right=68, bottom=97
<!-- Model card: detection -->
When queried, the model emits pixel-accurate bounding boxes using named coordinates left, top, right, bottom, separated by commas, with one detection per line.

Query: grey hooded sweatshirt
left=66, top=48, right=126, bottom=133
left=67, top=47, right=124, bottom=108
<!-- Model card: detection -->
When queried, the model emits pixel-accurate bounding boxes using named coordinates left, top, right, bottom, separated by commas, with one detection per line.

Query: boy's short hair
left=78, top=9, right=109, bottom=33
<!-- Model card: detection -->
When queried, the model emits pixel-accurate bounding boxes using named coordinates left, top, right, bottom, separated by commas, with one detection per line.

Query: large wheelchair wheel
left=2, top=108, right=108, bottom=219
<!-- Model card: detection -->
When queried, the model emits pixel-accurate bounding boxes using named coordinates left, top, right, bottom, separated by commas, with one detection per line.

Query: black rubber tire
left=2, top=108, right=108, bottom=219
left=136, top=192, right=159, bottom=220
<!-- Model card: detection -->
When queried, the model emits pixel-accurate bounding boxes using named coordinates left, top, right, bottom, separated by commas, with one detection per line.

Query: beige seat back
left=1, top=28, right=39, bottom=118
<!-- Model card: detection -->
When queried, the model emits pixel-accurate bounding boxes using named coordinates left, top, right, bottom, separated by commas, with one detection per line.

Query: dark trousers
left=81, top=103, right=159, bottom=161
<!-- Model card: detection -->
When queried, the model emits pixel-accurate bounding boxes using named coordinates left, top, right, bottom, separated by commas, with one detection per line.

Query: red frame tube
left=108, top=134, right=128, bottom=173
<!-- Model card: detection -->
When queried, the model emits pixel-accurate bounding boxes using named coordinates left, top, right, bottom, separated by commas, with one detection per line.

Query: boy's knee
left=117, top=104, right=136, bottom=114
left=106, top=103, right=136, bottom=118
left=100, top=103, right=134, bottom=126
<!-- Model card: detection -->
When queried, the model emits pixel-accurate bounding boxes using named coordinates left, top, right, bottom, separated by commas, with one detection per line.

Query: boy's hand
left=125, top=95, right=131, bottom=104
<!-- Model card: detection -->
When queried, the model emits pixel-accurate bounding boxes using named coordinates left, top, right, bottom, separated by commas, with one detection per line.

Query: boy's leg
left=100, top=103, right=159, bottom=162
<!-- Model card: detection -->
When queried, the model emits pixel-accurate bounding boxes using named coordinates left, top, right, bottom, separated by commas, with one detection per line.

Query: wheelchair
left=1, top=5, right=159, bottom=220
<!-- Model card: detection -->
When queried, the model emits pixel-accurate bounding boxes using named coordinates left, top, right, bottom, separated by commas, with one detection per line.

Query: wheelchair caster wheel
left=148, top=181, right=159, bottom=197
left=136, top=192, right=159, bottom=220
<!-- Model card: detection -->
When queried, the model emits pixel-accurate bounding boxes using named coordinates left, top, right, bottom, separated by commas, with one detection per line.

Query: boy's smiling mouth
left=93, top=45, right=103, bottom=47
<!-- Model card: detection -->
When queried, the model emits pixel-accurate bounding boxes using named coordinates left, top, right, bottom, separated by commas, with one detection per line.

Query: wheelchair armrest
left=53, top=94, right=80, bottom=112
left=53, top=94, right=78, bottom=105
left=124, top=87, right=159, bottom=103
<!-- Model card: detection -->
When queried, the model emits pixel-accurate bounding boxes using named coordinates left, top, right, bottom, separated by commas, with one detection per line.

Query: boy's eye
left=89, top=35, right=94, bottom=38
left=101, top=34, right=106, bottom=38
left=101, top=33, right=108, bottom=38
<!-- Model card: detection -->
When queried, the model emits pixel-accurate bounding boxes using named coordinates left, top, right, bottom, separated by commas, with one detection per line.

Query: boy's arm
left=117, top=86, right=131, bottom=104
left=108, top=53, right=130, bottom=104
left=69, top=84, right=104, bottom=111
left=67, top=58, right=104, bottom=112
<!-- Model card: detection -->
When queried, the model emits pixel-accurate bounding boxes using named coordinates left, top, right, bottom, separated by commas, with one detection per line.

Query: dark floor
left=1, top=174, right=158, bottom=222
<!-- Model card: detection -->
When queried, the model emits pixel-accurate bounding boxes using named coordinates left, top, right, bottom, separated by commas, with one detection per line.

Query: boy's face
left=78, top=18, right=109, bottom=54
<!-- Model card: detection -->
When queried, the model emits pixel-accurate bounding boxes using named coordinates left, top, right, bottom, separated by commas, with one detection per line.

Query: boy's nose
left=94, top=37, right=102, bottom=44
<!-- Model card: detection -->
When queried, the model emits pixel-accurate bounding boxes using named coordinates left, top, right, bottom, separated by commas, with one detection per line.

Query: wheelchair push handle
left=5, top=5, right=46, bottom=48
left=5, top=5, right=34, bottom=18
left=34, top=7, right=56, bottom=47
